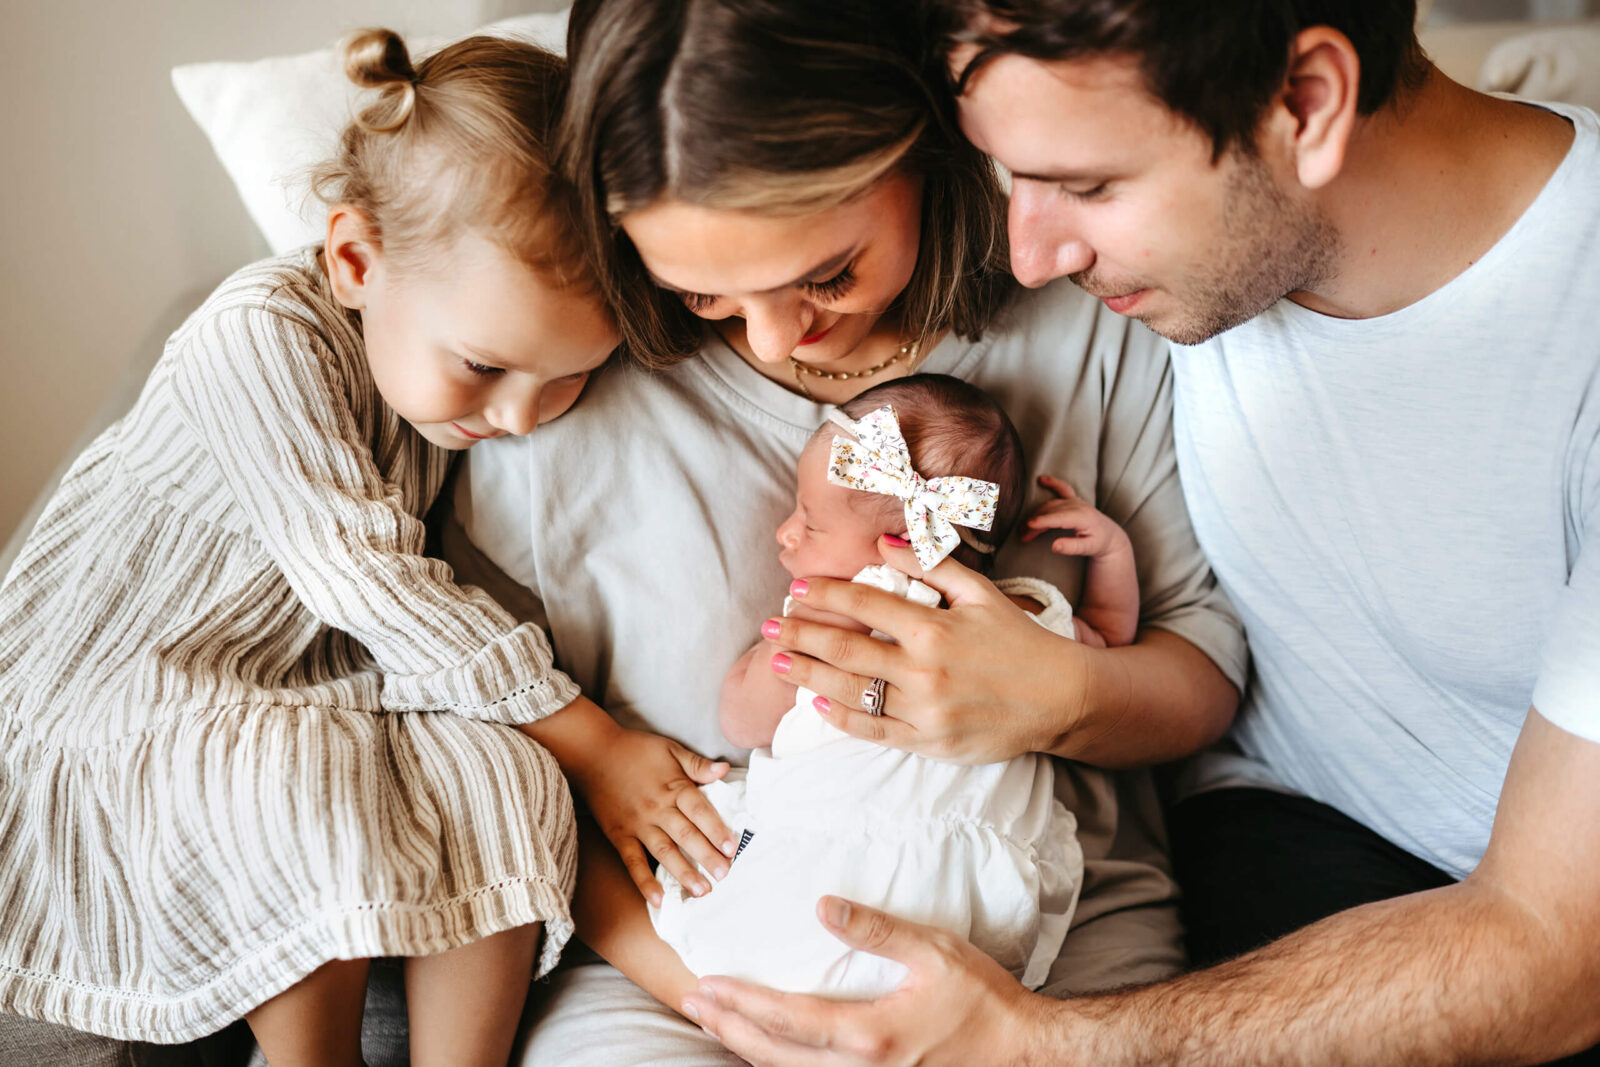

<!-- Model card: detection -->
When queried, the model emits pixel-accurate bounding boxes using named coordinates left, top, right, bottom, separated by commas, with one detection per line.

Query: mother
left=446, top=0, right=1246, bottom=1062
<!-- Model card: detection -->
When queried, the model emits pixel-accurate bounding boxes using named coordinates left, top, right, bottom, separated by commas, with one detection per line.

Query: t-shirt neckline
left=690, top=320, right=996, bottom=431
left=1243, top=100, right=1596, bottom=343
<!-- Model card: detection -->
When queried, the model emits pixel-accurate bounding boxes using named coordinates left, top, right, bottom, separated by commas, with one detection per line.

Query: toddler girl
left=578, top=374, right=1141, bottom=1005
left=0, top=30, right=719, bottom=1066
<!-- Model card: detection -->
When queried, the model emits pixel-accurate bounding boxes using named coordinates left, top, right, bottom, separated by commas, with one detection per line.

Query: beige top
left=0, top=247, right=579, bottom=1042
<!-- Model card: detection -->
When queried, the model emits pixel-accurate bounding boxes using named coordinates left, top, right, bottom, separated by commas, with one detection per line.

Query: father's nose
left=1009, top=181, right=1094, bottom=288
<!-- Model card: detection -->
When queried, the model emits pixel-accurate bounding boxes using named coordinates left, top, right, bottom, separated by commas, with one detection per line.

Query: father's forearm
left=1033, top=880, right=1599, bottom=1067
left=1046, top=629, right=1237, bottom=767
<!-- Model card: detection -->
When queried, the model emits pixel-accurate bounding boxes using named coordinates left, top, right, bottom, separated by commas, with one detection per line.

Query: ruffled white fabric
left=652, top=566, right=1083, bottom=998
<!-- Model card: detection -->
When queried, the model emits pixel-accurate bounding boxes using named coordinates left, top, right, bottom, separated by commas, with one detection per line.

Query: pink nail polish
left=813, top=696, right=831, bottom=714
left=761, top=618, right=781, bottom=640
left=789, top=578, right=809, bottom=597
left=883, top=534, right=910, bottom=547
left=771, top=653, right=792, bottom=674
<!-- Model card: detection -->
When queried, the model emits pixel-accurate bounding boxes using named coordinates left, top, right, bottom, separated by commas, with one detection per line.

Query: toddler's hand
left=1020, top=474, right=1132, bottom=560
left=574, top=727, right=736, bottom=907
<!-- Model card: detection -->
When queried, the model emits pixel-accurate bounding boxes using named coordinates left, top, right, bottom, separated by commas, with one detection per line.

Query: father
left=685, top=2, right=1600, bottom=1064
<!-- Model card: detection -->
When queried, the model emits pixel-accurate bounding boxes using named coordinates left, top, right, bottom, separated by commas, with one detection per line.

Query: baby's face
left=776, top=436, right=895, bottom=581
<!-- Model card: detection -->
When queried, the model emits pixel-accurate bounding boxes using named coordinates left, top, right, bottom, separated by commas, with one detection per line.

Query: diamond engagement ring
left=860, top=676, right=888, bottom=716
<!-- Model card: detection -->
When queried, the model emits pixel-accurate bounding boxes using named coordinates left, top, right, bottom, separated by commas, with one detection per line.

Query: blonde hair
left=313, top=28, right=597, bottom=290
left=559, top=0, right=1016, bottom=369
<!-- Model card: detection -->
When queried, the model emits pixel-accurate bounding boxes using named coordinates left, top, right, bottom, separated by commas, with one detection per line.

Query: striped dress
left=0, top=247, right=579, bottom=1042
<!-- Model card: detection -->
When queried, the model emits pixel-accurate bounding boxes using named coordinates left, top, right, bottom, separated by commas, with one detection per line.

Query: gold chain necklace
left=789, top=338, right=920, bottom=401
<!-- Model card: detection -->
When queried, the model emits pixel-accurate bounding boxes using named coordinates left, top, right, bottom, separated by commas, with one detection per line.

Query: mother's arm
left=766, top=559, right=1236, bottom=767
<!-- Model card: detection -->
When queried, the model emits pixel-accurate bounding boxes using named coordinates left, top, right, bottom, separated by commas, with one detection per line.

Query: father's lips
left=1101, top=290, right=1148, bottom=314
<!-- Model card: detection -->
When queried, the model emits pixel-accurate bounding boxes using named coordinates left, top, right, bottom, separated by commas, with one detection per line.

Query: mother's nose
left=741, top=296, right=813, bottom=364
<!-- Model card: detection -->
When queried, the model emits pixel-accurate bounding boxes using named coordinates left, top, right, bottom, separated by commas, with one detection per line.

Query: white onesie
left=650, top=566, right=1084, bottom=999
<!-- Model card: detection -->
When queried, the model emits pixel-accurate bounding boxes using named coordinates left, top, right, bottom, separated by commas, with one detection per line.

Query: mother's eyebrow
left=647, top=245, right=861, bottom=296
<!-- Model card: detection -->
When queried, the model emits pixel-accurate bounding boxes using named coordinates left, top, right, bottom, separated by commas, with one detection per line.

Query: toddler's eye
left=463, top=359, right=504, bottom=377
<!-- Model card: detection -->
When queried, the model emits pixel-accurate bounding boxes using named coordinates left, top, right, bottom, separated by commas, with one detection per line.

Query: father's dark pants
left=1169, top=788, right=1599, bottom=1067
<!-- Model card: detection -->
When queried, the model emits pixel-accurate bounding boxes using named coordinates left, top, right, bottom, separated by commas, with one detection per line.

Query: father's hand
left=762, top=535, right=1090, bottom=764
left=682, top=896, right=1048, bottom=1066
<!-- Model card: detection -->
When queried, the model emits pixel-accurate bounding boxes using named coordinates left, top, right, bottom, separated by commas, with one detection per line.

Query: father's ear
left=1270, top=26, right=1360, bottom=191
left=323, top=206, right=382, bottom=311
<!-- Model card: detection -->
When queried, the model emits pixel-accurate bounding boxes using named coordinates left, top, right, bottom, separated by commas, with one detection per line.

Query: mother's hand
left=682, top=897, right=1050, bottom=1066
left=763, top=537, right=1091, bottom=764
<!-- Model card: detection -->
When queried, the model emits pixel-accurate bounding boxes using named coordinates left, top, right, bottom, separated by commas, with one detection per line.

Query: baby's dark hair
left=828, top=374, right=1027, bottom=574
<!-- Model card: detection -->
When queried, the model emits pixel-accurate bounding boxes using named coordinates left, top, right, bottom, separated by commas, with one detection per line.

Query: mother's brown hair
left=558, top=0, right=1017, bottom=368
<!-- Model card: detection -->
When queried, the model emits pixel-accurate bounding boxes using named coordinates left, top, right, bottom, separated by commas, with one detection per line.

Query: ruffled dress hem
left=0, top=876, right=573, bottom=1044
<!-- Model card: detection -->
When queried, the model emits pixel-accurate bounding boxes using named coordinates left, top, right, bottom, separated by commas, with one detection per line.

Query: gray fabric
left=0, top=1015, right=248, bottom=1067
left=512, top=957, right=741, bottom=1067
left=0, top=961, right=412, bottom=1067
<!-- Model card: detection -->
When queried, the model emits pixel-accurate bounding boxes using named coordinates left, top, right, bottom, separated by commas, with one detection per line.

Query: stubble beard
left=1077, top=149, right=1341, bottom=346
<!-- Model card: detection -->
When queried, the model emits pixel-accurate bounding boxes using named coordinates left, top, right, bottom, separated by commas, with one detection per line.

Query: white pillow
left=172, top=11, right=570, bottom=254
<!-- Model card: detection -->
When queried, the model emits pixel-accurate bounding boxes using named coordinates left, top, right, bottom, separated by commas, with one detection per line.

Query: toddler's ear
left=323, top=206, right=382, bottom=310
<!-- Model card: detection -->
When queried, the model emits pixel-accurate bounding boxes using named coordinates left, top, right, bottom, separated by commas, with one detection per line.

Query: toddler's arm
left=169, top=305, right=574, bottom=724
left=571, top=814, right=700, bottom=1014
left=1021, top=474, right=1140, bottom=648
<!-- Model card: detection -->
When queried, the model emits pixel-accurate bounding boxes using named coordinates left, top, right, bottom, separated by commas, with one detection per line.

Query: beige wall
left=0, top=0, right=565, bottom=548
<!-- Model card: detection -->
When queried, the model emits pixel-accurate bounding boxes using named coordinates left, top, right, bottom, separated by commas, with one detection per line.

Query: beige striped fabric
left=0, top=247, right=579, bottom=1043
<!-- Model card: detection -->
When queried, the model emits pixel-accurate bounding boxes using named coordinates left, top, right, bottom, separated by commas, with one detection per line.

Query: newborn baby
left=649, top=373, right=1141, bottom=998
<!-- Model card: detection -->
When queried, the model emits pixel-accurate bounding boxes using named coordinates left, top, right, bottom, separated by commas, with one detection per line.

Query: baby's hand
left=1021, top=474, right=1132, bottom=560
left=571, top=727, right=736, bottom=907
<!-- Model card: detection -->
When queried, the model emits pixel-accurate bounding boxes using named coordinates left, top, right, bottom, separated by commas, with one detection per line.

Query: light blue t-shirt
left=1173, top=102, right=1600, bottom=879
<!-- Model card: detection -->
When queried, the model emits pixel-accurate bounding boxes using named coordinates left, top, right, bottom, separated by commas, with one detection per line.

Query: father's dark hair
left=938, top=0, right=1429, bottom=159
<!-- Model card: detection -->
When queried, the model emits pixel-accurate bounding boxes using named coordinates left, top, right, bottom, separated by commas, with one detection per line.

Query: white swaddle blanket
left=650, top=565, right=1084, bottom=999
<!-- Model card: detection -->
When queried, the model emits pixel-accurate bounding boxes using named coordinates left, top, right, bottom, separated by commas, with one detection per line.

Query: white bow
left=825, top=405, right=999, bottom=571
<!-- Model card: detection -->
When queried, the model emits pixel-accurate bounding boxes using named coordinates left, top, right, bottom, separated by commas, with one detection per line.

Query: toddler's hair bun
left=340, top=28, right=418, bottom=132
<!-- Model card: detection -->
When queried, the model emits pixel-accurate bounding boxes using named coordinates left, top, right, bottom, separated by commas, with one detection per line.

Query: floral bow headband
left=825, top=405, right=999, bottom=571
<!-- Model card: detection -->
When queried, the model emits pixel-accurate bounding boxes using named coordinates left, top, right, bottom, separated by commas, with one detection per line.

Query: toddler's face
left=331, top=227, right=617, bottom=451
left=776, top=435, right=897, bottom=580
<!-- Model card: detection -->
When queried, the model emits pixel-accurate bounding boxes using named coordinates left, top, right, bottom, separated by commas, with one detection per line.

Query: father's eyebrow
left=1007, top=167, right=1112, bottom=184
left=648, top=246, right=860, bottom=296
